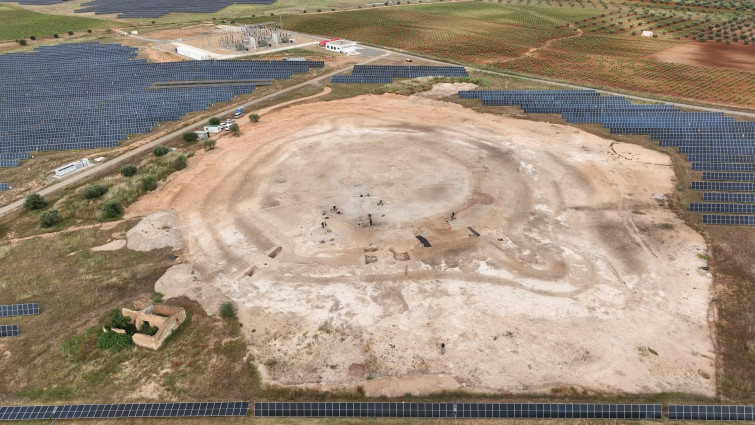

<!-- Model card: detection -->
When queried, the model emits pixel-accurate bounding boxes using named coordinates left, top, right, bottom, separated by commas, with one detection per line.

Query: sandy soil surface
left=126, top=209, right=182, bottom=251
left=648, top=41, right=755, bottom=72
left=128, top=92, right=715, bottom=397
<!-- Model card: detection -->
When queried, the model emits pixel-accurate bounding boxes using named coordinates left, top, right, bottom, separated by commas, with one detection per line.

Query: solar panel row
left=0, top=303, right=39, bottom=317
left=703, top=192, right=755, bottom=203
left=254, top=402, right=662, bottom=419
left=0, top=0, right=276, bottom=18
left=668, top=405, right=755, bottom=421
left=0, top=42, right=323, bottom=158
left=0, top=324, right=19, bottom=338
left=333, top=65, right=468, bottom=84
left=0, top=402, right=250, bottom=420
left=0, top=183, right=8, bottom=191
left=459, top=90, right=755, bottom=226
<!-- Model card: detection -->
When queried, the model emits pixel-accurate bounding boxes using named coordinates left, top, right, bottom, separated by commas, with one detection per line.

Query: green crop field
left=0, top=3, right=117, bottom=41
left=255, top=0, right=755, bottom=107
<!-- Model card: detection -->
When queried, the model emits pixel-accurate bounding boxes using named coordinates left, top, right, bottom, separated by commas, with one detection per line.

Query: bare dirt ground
left=648, top=41, right=755, bottom=72
left=128, top=91, right=715, bottom=397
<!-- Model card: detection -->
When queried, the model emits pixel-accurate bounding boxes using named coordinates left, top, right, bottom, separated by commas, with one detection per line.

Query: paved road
left=0, top=52, right=388, bottom=218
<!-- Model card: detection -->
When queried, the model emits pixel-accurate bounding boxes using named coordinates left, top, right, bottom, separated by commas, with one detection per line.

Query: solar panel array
left=459, top=89, right=755, bottom=226
left=669, top=405, right=755, bottom=421
left=0, top=0, right=275, bottom=18
left=0, top=183, right=8, bottom=191
left=0, top=402, right=249, bottom=421
left=0, top=324, right=19, bottom=338
left=0, top=42, right=323, bottom=166
left=254, top=402, right=662, bottom=419
left=0, top=303, right=39, bottom=317
left=332, top=65, right=468, bottom=84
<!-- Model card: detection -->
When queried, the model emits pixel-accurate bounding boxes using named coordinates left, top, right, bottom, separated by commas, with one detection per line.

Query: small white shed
left=641, top=31, right=654, bottom=37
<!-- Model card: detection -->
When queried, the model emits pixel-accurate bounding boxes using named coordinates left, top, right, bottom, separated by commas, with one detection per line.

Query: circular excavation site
left=130, top=91, right=715, bottom=397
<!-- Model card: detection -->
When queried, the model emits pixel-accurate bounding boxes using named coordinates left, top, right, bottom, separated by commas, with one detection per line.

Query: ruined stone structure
left=121, top=301, right=186, bottom=350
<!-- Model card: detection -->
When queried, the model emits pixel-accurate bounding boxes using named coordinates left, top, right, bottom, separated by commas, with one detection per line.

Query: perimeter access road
left=364, top=45, right=755, bottom=119
left=0, top=51, right=389, bottom=218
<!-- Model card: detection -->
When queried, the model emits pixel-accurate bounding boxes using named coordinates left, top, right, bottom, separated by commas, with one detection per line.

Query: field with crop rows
left=272, top=0, right=755, bottom=107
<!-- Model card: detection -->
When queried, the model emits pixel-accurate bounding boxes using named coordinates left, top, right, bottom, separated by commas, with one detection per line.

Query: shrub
left=87, top=29, right=92, bottom=33
left=24, top=193, right=46, bottom=211
left=19, top=39, right=27, bottom=46
left=120, top=164, right=137, bottom=177
left=97, top=330, right=133, bottom=352
left=102, top=200, right=124, bottom=219
left=53, top=33, right=59, bottom=38
left=39, top=210, right=61, bottom=228
left=141, top=175, right=157, bottom=192
left=182, top=132, right=198, bottom=143
left=203, top=139, right=216, bottom=151
left=248, top=113, right=260, bottom=123
left=139, top=322, right=159, bottom=336
left=153, top=145, right=170, bottom=157
left=173, top=155, right=187, bottom=171
left=108, top=308, right=131, bottom=329
left=219, top=302, right=236, bottom=318
left=67, top=30, right=74, bottom=35
left=83, top=184, right=108, bottom=199
left=30, top=35, right=36, bottom=40
left=230, top=123, right=240, bottom=136
left=208, top=116, right=221, bottom=125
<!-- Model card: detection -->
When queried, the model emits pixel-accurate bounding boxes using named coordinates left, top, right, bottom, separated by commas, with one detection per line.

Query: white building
left=174, top=43, right=211, bottom=60
left=324, top=40, right=357, bottom=54
left=641, top=31, right=654, bottom=37
left=55, top=158, right=90, bottom=177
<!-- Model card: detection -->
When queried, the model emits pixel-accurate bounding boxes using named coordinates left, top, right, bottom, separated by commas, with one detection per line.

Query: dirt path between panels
left=128, top=89, right=715, bottom=397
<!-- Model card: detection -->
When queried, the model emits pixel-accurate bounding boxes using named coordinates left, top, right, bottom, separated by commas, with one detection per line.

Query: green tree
left=120, top=164, right=137, bottom=177
left=182, top=132, right=198, bottom=143
left=24, top=193, right=46, bottom=211
left=18, top=39, right=26, bottom=46
left=67, top=30, right=74, bottom=35
left=173, top=155, right=187, bottom=171
left=82, top=184, right=108, bottom=199
left=141, top=175, right=157, bottom=192
left=203, top=139, right=217, bottom=151
left=102, top=200, right=124, bottom=219
left=29, top=35, right=36, bottom=40
left=208, top=117, right=221, bottom=125
left=53, top=33, right=59, bottom=38
left=39, top=210, right=61, bottom=228
left=230, top=123, right=240, bottom=136
left=248, top=113, right=260, bottom=123
left=153, top=145, right=170, bottom=157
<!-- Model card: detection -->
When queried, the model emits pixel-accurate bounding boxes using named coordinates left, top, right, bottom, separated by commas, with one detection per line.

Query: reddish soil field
left=648, top=41, right=755, bottom=73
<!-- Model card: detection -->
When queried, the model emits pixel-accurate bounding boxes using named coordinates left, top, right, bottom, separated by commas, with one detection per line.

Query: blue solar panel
left=0, top=325, right=19, bottom=338
left=0, top=43, right=323, bottom=159
left=0, top=183, right=8, bottom=191
left=254, top=403, right=661, bottom=419
left=668, top=405, right=755, bottom=420
left=0, top=402, right=249, bottom=420
left=0, top=303, right=39, bottom=317
left=703, top=192, right=755, bottom=203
